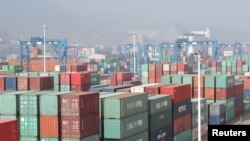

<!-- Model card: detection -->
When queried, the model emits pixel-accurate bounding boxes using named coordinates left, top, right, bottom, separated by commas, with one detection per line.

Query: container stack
left=148, top=95, right=172, bottom=141
left=155, top=64, right=163, bottom=83
left=70, top=72, right=91, bottom=91
left=160, top=84, right=192, bottom=141
left=29, top=76, right=54, bottom=91
left=60, top=73, right=71, bottom=91
left=234, top=83, right=244, bottom=117
left=204, top=75, right=216, bottom=100
left=91, top=73, right=101, bottom=85
left=149, top=64, right=156, bottom=83
left=209, top=103, right=226, bottom=125
left=193, top=75, right=205, bottom=98
left=50, top=72, right=60, bottom=91
left=182, top=75, right=195, bottom=97
left=60, top=92, right=99, bottom=140
left=170, top=63, right=178, bottom=74
left=163, top=64, right=170, bottom=75
left=104, top=93, right=148, bottom=140
left=19, top=92, right=47, bottom=141
left=215, top=75, right=235, bottom=123
left=110, top=72, right=133, bottom=86
left=39, top=92, right=71, bottom=140
left=243, top=79, right=250, bottom=113
left=177, top=63, right=188, bottom=74
left=0, top=120, right=19, bottom=141
left=191, top=98, right=207, bottom=141
left=141, top=64, right=149, bottom=84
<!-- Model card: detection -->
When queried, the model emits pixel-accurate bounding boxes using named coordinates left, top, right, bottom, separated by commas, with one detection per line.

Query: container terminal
left=0, top=28, right=250, bottom=141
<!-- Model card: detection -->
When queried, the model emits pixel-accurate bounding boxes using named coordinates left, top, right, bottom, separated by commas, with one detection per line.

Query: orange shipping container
left=205, top=88, right=215, bottom=100
left=173, top=114, right=191, bottom=135
left=40, top=116, right=59, bottom=138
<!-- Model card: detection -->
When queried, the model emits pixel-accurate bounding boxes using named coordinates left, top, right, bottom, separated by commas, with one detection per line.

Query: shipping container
left=61, top=92, right=99, bottom=116
left=17, top=77, right=29, bottom=91
left=191, top=98, right=207, bottom=115
left=131, top=83, right=159, bottom=93
left=216, top=75, right=235, bottom=88
left=40, top=116, right=60, bottom=138
left=0, top=120, right=19, bottom=141
left=149, top=111, right=171, bottom=131
left=209, top=114, right=225, bottom=125
left=149, top=124, right=172, bottom=141
left=0, top=76, right=5, bottom=91
left=104, top=112, right=148, bottom=139
left=216, top=98, right=235, bottom=111
left=192, top=111, right=207, bottom=128
left=173, top=114, right=191, bottom=135
left=145, top=84, right=168, bottom=94
left=60, top=73, right=71, bottom=85
left=5, top=76, right=17, bottom=90
left=148, top=95, right=172, bottom=115
left=209, top=103, right=226, bottom=116
left=205, top=75, right=216, bottom=88
left=20, top=115, right=39, bottom=136
left=174, top=129, right=192, bottom=141
left=104, top=93, right=147, bottom=119
left=244, top=101, right=250, bottom=112
left=173, top=99, right=191, bottom=119
left=29, top=77, right=54, bottom=91
left=71, top=72, right=91, bottom=85
left=192, top=123, right=207, bottom=141
left=104, top=131, right=148, bottom=141
left=161, top=75, right=172, bottom=85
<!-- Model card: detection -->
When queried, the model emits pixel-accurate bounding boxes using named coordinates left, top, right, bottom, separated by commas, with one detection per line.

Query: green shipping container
left=191, top=98, right=207, bottom=115
left=242, top=65, right=249, bottom=72
left=29, top=72, right=39, bottom=77
left=91, top=74, right=101, bottom=85
left=182, top=75, right=195, bottom=87
left=232, top=67, right=237, bottom=72
left=174, top=129, right=192, bottom=141
left=60, top=85, right=71, bottom=91
left=148, top=95, right=172, bottom=115
left=244, top=101, right=250, bottom=112
left=18, top=72, right=29, bottom=77
left=237, top=67, right=242, bottom=72
left=40, top=92, right=72, bottom=115
left=161, top=75, right=172, bottom=85
left=227, top=61, right=232, bottom=67
left=104, top=131, right=148, bottom=141
left=54, top=85, right=60, bottom=92
left=222, top=61, right=227, bottom=67
left=232, top=61, right=237, bottom=67
left=50, top=72, right=60, bottom=85
left=0, top=114, right=17, bottom=120
left=216, top=75, right=234, bottom=88
left=225, top=109, right=235, bottom=123
left=104, top=112, right=148, bottom=139
left=216, top=98, right=235, bottom=111
left=0, top=91, right=35, bottom=115
left=104, top=93, right=148, bottom=119
left=192, top=111, right=207, bottom=128
left=141, top=64, right=149, bottom=72
left=171, top=75, right=183, bottom=84
left=149, top=111, right=171, bottom=131
left=2, top=65, right=9, bottom=71
left=62, top=134, right=99, bottom=141
left=20, top=115, right=39, bottom=136
left=205, top=75, right=216, bottom=88
left=20, top=137, right=38, bottom=141
left=41, top=138, right=59, bottom=141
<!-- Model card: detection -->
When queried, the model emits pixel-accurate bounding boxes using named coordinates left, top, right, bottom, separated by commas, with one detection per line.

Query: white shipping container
left=163, top=64, right=170, bottom=71
left=141, top=72, right=149, bottom=77
left=39, top=73, right=50, bottom=77
left=131, top=83, right=159, bottom=93
left=192, top=123, right=207, bottom=141
left=244, top=72, right=250, bottom=76
left=55, top=65, right=60, bottom=72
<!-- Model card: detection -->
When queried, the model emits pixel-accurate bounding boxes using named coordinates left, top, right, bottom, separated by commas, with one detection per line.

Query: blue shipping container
left=150, top=124, right=173, bottom=141
left=244, top=90, right=250, bottom=100
left=209, top=114, right=225, bottom=125
left=173, top=99, right=191, bottom=119
left=5, top=77, right=17, bottom=90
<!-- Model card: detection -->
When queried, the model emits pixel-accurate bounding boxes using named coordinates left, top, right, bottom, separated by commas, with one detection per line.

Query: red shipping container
left=234, top=83, right=244, bottom=97
left=170, top=64, right=177, bottom=72
left=149, top=64, right=156, bottom=71
left=160, top=84, right=191, bottom=103
left=61, top=92, right=99, bottom=116
left=211, top=61, right=217, bottom=67
left=71, top=72, right=91, bottom=85
left=205, top=88, right=215, bottom=100
left=235, top=105, right=243, bottom=117
left=173, top=114, right=191, bottom=135
left=60, top=73, right=71, bottom=85
left=110, top=73, right=117, bottom=86
left=193, top=87, right=204, bottom=98
left=61, top=112, right=99, bottom=138
left=216, top=86, right=235, bottom=99
left=40, top=116, right=59, bottom=138
left=149, top=71, right=156, bottom=83
left=155, top=64, right=163, bottom=72
left=117, top=72, right=132, bottom=81
left=0, top=120, right=19, bottom=141
left=227, top=67, right=232, bottom=72
left=116, top=87, right=131, bottom=92
left=17, top=77, right=29, bottom=91
left=123, top=80, right=141, bottom=85
left=178, top=63, right=188, bottom=72
left=71, top=64, right=87, bottom=72
left=71, top=84, right=90, bottom=92
left=145, top=84, right=168, bottom=94
left=29, top=77, right=54, bottom=91
left=194, top=75, right=205, bottom=87
left=0, top=76, right=5, bottom=91
left=237, top=61, right=245, bottom=67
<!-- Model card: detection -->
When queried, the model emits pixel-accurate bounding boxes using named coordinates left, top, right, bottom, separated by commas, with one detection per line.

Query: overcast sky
left=0, top=0, right=249, bottom=44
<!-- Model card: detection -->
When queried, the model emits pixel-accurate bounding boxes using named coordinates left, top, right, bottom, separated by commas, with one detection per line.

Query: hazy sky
left=0, top=0, right=249, bottom=44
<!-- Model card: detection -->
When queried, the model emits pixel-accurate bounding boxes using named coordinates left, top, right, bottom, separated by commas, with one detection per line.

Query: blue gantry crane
left=19, top=37, right=68, bottom=71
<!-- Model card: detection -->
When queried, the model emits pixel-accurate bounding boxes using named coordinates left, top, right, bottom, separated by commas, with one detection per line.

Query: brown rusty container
left=145, top=84, right=168, bottom=94
left=149, top=71, right=156, bottom=83
left=193, top=87, right=204, bottom=98
left=40, top=116, right=60, bottom=138
left=173, top=114, right=191, bottom=135
left=61, top=92, right=99, bottom=116
left=215, top=86, right=234, bottom=100
left=194, top=75, right=205, bottom=87
left=60, top=73, right=71, bottom=85
left=29, top=76, right=54, bottom=91
left=17, top=77, right=29, bottom=91
left=0, top=76, right=5, bottom=91
left=110, top=73, right=117, bottom=86
left=61, top=112, right=99, bottom=138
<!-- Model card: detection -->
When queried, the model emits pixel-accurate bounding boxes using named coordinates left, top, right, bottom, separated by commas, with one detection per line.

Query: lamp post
left=194, top=52, right=202, bottom=141
left=43, top=25, right=46, bottom=72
